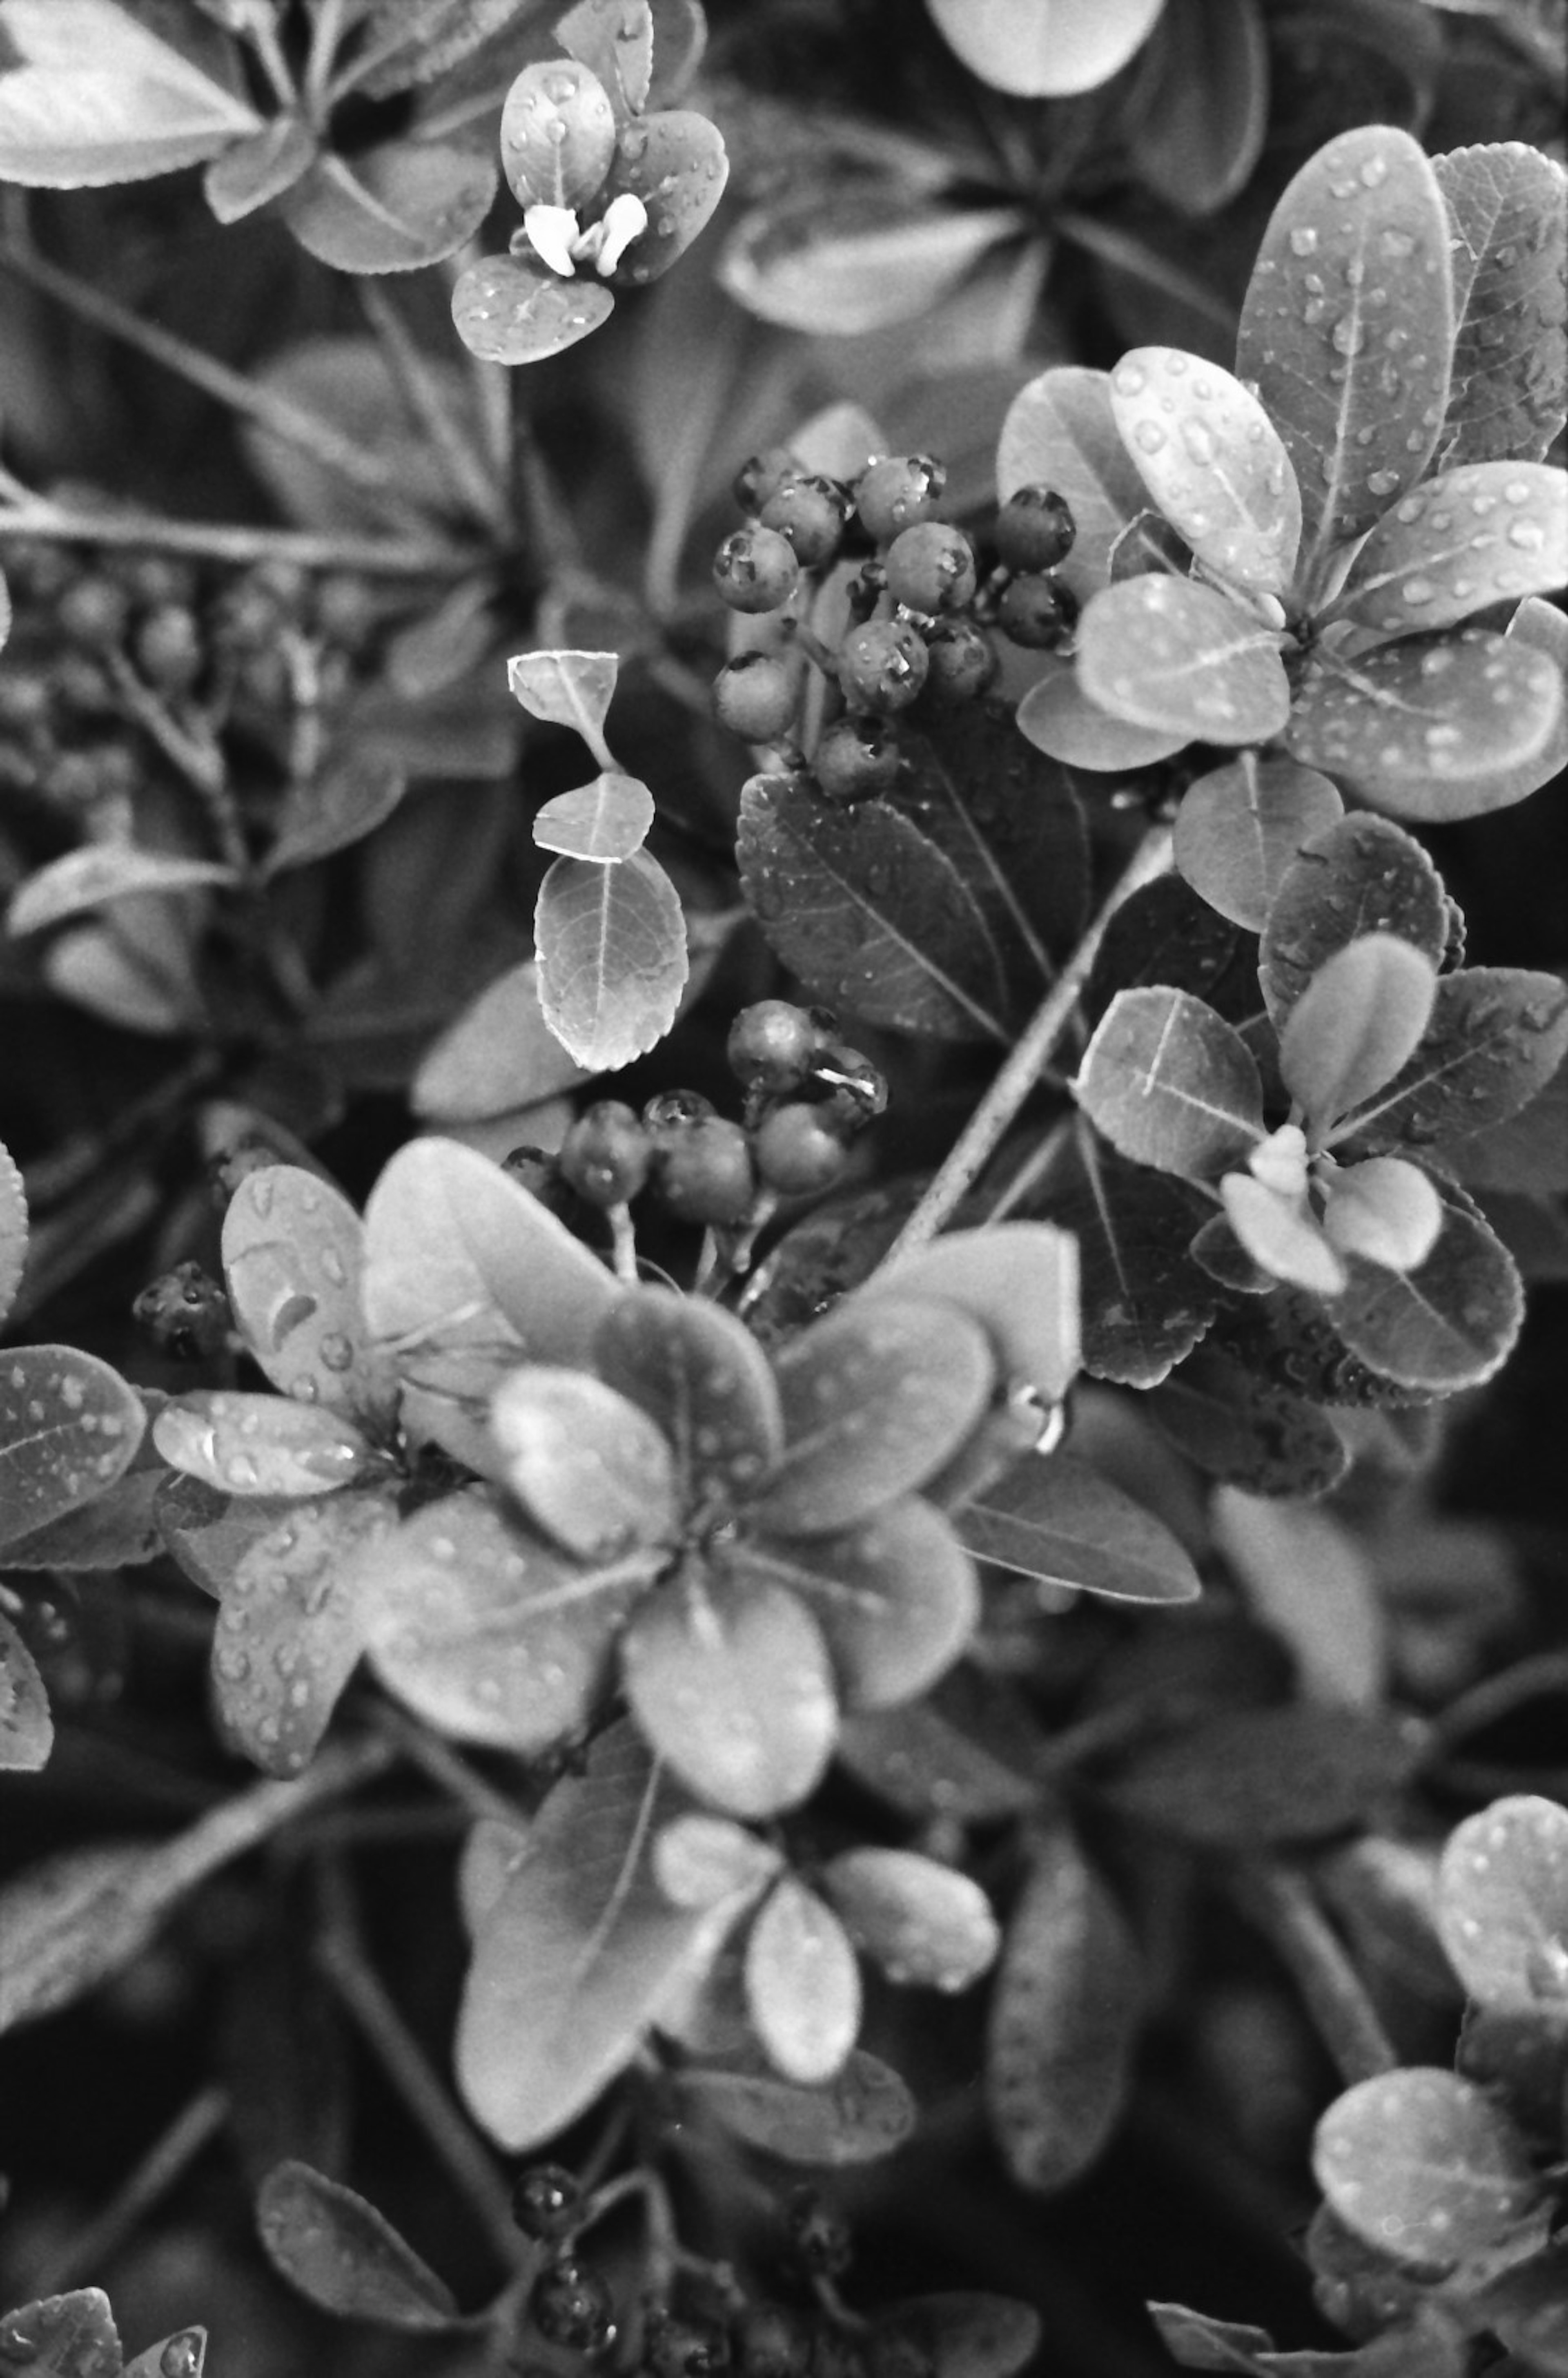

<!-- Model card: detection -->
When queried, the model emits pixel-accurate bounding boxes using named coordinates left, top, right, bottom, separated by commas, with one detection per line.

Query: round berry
left=530, top=2255, right=615, bottom=2353
left=920, top=618, right=996, bottom=705
left=995, top=485, right=1077, bottom=574
left=812, top=1041, right=887, bottom=1127
left=734, top=446, right=805, bottom=518
left=57, top=576, right=131, bottom=651
left=854, top=454, right=947, bottom=543
left=997, top=571, right=1078, bottom=649
left=656, top=1117, right=757, bottom=1226
left=713, top=651, right=800, bottom=742
left=727, top=1000, right=819, bottom=1095
left=714, top=526, right=801, bottom=616
left=754, top=1102, right=852, bottom=1196
left=559, top=1101, right=653, bottom=1208
left=4, top=538, right=74, bottom=602
left=135, top=604, right=203, bottom=694
left=734, top=2304, right=814, bottom=2378
left=838, top=619, right=928, bottom=714
left=215, top=576, right=282, bottom=654
left=0, top=670, right=51, bottom=731
left=813, top=718, right=902, bottom=804
left=51, top=654, right=115, bottom=717
left=510, top=2161, right=583, bottom=2242
left=132, top=1263, right=232, bottom=1361
left=252, top=558, right=312, bottom=618
left=315, top=571, right=377, bottom=653
left=647, top=2311, right=732, bottom=2378
left=883, top=522, right=977, bottom=615
left=111, top=553, right=198, bottom=610
left=786, top=2187, right=852, bottom=2278
left=643, top=1089, right=717, bottom=1141
left=759, top=474, right=851, bottom=571
left=40, top=750, right=111, bottom=812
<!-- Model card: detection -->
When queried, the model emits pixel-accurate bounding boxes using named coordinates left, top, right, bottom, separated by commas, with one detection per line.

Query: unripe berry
left=839, top=619, right=928, bottom=714
left=883, top=522, right=977, bottom=615
left=813, top=718, right=901, bottom=804
left=643, top=1089, right=717, bottom=1141
left=111, top=553, right=198, bottom=610
left=760, top=474, right=851, bottom=571
left=727, top=1000, right=819, bottom=1095
left=510, top=2161, right=583, bottom=2241
left=734, top=446, right=804, bottom=518
left=714, top=526, right=800, bottom=615
left=559, top=1101, right=653, bottom=1207
left=754, top=1102, right=853, bottom=1196
left=51, top=654, right=115, bottom=716
left=0, top=669, right=53, bottom=730
left=135, top=604, right=203, bottom=694
left=734, top=2304, right=814, bottom=2378
left=920, top=618, right=996, bottom=704
left=995, top=485, right=1076, bottom=574
left=530, top=2255, right=615, bottom=2353
left=786, top=2187, right=852, bottom=2278
left=57, top=576, right=131, bottom=651
left=713, top=651, right=800, bottom=742
left=854, top=454, right=947, bottom=543
left=997, top=572, right=1078, bottom=649
left=656, top=1116, right=757, bottom=1225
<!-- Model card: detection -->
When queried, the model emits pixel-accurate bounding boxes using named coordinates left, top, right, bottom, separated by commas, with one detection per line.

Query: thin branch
left=876, top=825, right=1174, bottom=1268
left=1237, top=1862, right=1400, bottom=2088
left=0, top=502, right=474, bottom=578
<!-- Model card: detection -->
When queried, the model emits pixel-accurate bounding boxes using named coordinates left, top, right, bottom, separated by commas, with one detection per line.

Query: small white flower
left=523, top=202, right=581, bottom=277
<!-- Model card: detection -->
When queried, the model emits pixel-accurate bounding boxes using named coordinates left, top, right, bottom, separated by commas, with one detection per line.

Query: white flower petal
left=1323, top=1158, right=1443, bottom=1273
left=523, top=203, right=580, bottom=278
left=1221, top=1171, right=1347, bottom=1296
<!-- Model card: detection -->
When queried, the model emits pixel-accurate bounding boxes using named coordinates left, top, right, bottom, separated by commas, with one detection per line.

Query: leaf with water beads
left=1325, top=462, right=1568, bottom=643
left=745, top=1876, right=860, bottom=2084
left=1326, top=1183, right=1522, bottom=1392
left=223, top=1166, right=399, bottom=1430
left=821, top=1849, right=1000, bottom=1993
left=1143, top=1348, right=1352, bottom=1499
left=0, top=2288, right=120, bottom=2375
left=255, top=2162, right=462, bottom=2331
left=0, top=1346, right=146, bottom=1552
left=593, top=1286, right=784, bottom=1508
left=1333, top=967, right=1568, bottom=1152
left=154, top=1392, right=379, bottom=1499
left=451, top=250, right=615, bottom=364
left=597, top=108, right=729, bottom=286
left=1433, top=141, right=1568, bottom=473
left=1287, top=627, right=1563, bottom=819
left=1437, top=1795, right=1568, bottom=2012
left=1314, top=2068, right=1544, bottom=2267
left=1076, top=577, right=1291, bottom=746
left=1236, top=124, right=1454, bottom=587
left=490, top=1365, right=679, bottom=1559
left=1045, top=1134, right=1218, bottom=1389
left=1172, top=756, right=1344, bottom=932
left=1016, top=660, right=1190, bottom=773
left=557, top=0, right=655, bottom=124
left=0, top=1137, right=27, bottom=1330
left=499, top=58, right=617, bottom=211
left=1077, top=987, right=1265, bottom=1181
left=1108, top=347, right=1302, bottom=596
left=1258, top=812, right=1449, bottom=1028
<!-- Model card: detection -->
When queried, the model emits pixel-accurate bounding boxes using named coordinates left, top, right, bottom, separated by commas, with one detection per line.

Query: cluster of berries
left=709, top=448, right=1078, bottom=803
left=514, top=999, right=887, bottom=1236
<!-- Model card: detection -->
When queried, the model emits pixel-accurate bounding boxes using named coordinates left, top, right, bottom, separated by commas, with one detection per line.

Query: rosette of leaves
left=0, top=0, right=709, bottom=276
left=1001, top=126, right=1568, bottom=823
left=450, top=4, right=727, bottom=363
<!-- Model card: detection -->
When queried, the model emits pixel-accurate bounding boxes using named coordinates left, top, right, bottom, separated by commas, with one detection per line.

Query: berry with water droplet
left=997, top=572, right=1078, bottom=649
left=644, top=1089, right=718, bottom=1139
left=530, top=2253, right=616, bottom=2351
left=760, top=474, right=852, bottom=570
left=884, top=522, right=977, bottom=615
left=995, top=485, right=1077, bottom=574
left=839, top=619, right=929, bottom=713
left=714, top=526, right=800, bottom=614
left=814, top=718, right=902, bottom=803
left=728, top=1000, right=820, bottom=1095
left=786, top=2185, right=853, bottom=2276
left=559, top=1101, right=653, bottom=1207
left=920, top=617, right=996, bottom=705
left=713, top=651, right=800, bottom=741
left=133, top=1263, right=231, bottom=1361
left=755, top=1101, right=853, bottom=1195
left=511, top=2160, right=584, bottom=2240
left=853, top=454, right=947, bottom=542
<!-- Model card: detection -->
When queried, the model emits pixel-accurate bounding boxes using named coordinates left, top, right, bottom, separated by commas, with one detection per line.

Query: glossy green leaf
left=1237, top=125, right=1454, bottom=585
left=1327, top=462, right=1567, bottom=643
left=0, top=1, right=260, bottom=185
left=499, top=57, right=617, bottom=210
left=535, top=848, right=689, bottom=1070
left=986, top=1820, right=1141, bottom=2193
left=507, top=647, right=619, bottom=742
left=594, top=1287, right=784, bottom=1507
left=452, top=251, right=615, bottom=363
left=1259, top=813, right=1448, bottom=1027
left=821, top=1849, right=999, bottom=1993
left=223, top=1166, right=399, bottom=1429
left=0, top=1346, right=146, bottom=1551
left=153, top=1475, right=299, bottom=1602
left=926, top=0, right=1163, bottom=96
left=1144, top=1348, right=1353, bottom=1497
left=363, top=1486, right=652, bottom=1753
left=1334, top=967, right=1568, bottom=1150
left=6, top=845, right=235, bottom=936
left=281, top=130, right=497, bottom=274
left=1433, top=141, right=1568, bottom=471
left=1109, top=348, right=1301, bottom=595
left=1016, top=660, right=1191, bottom=771
left=1077, top=578, right=1290, bottom=745
left=1327, top=1185, right=1522, bottom=1391
left=0, top=1610, right=51, bottom=1774
left=1103, top=1703, right=1421, bottom=1845
left=1314, top=2068, right=1545, bottom=2266
left=1220, top=1171, right=1345, bottom=1297
left=679, top=2050, right=916, bottom=2166
left=0, top=1404, right=166, bottom=1570
left=212, top=1486, right=399, bottom=1777
left=735, top=1498, right=980, bottom=1710
left=0, top=1138, right=26, bottom=1328
left=997, top=367, right=1156, bottom=607
left=598, top=107, right=729, bottom=284
left=1437, top=1796, right=1568, bottom=2010
left=1045, top=1134, right=1218, bottom=1388
left=534, top=770, right=656, bottom=862
left=456, top=1722, right=728, bottom=2149
left=861, top=1224, right=1080, bottom=1402
left=745, top=1878, right=860, bottom=2084
left=754, top=1298, right=993, bottom=1536
left=1172, top=757, right=1343, bottom=931
left=1474, top=2244, right=1568, bottom=2378
left=262, top=750, right=408, bottom=877
left=623, top=1567, right=837, bottom=1818
left=1323, top=1156, right=1442, bottom=1274
left=255, top=2162, right=461, bottom=2331
left=1280, top=935, right=1439, bottom=1132
left=490, top=1365, right=678, bottom=1559
left=737, top=774, right=1011, bottom=1045
left=653, top=1814, right=783, bottom=1910
left=154, top=1392, right=378, bottom=1499
left=0, top=2288, right=120, bottom=2374
left=1077, top=987, right=1265, bottom=1180
left=719, top=198, right=1025, bottom=337
left=958, top=1451, right=1202, bottom=1606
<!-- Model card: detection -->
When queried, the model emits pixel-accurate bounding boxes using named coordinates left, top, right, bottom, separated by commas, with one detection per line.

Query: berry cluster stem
left=877, top=823, right=1174, bottom=1269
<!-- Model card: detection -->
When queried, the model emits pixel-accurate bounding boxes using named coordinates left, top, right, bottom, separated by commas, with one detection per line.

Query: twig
left=1238, top=1862, right=1400, bottom=2088
left=0, top=503, right=473, bottom=578
left=22, top=2086, right=230, bottom=2298
left=356, top=279, right=498, bottom=529
left=876, top=825, right=1174, bottom=1267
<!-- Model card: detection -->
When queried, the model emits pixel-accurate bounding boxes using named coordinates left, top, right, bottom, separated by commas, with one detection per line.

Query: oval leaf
left=745, top=1878, right=860, bottom=2084
left=1077, top=577, right=1291, bottom=745
left=282, top=133, right=497, bottom=275
left=821, top=1848, right=1000, bottom=1993
left=255, top=2161, right=460, bottom=2330
left=719, top=198, right=1024, bottom=336
left=926, top=0, right=1163, bottom=95
left=0, top=1610, right=52, bottom=1774
left=1016, top=660, right=1191, bottom=771
left=1326, top=1186, right=1523, bottom=1391
left=1109, top=347, right=1302, bottom=595
left=7, top=845, right=234, bottom=937
left=861, top=1223, right=1080, bottom=1401
left=533, top=770, right=656, bottom=862
left=1281, top=934, right=1439, bottom=1133
left=452, top=251, right=615, bottom=364
left=654, top=1814, right=784, bottom=1910
left=595, top=1287, right=785, bottom=1506
left=957, top=1450, right=1201, bottom=1606
left=1437, top=1796, right=1568, bottom=2011
left=1077, top=986, right=1264, bottom=1180
left=1103, top=1703, right=1422, bottom=1845
left=600, top=106, right=729, bottom=284
left=508, top=648, right=619, bottom=741
left=222, top=1165, right=399, bottom=1428
left=680, top=2050, right=915, bottom=2166
left=1327, top=462, right=1568, bottom=642
left=1172, top=756, right=1344, bottom=931
left=153, top=1391, right=378, bottom=1499
left=1314, top=2068, right=1545, bottom=2266
left=1432, top=142, right=1568, bottom=472
left=0, top=2289, right=120, bottom=2375
left=490, top=1365, right=678, bottom=1559
left=0, top=1346, right=145, bottom=1550
left=0, top=0, right=260, bottom=185
left=412, top=959, right=592, bottom=1122
left=1334, top=968, right=1568, bottom=1152
left=1260, top=813, right=1448, bottom=1026
left=535, top=848, right=689, bottom=1070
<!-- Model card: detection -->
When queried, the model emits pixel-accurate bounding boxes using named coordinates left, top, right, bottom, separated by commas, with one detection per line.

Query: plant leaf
left=653, top=1814, right=784, bottom=1910
left=0, top=1137, right=27, bottom=1328
left=1076, top=578, right=1290, bottom=745
left=1432, top=141, right=1568, bottom=471
left=255, top=2161, right=461, bottom=2330
left=411, top=958, right=592, bottom=1122
left=1144, top=1347, right=1352, bottom=1497
left=1327, top=462, right=1568, bottom=646
left=679, top=2050, right=916, bottom=2166
left=1314, top=2069, right=1545, bottom=2266
left=222, top=1165, right=399, bottom=1429
left=719, top=196, right=1024, bottom=336
left=861, top=1223, right=1080, bottom=1403
left=735, top=1498, right=980, bottom=1711
left=262, top=750, right=408, bottom=876
left=1334, top=967, right=1568, bottom=1150
left=1104, top=1703, right=1421, bottom=1845
left=1108, top=348, right=1302, bottom=596
left=452, top=251, right=615, bottom=362
left=490, top=1365, right=678, bottom=1559
left=362, top=1486, right=652, bottom=1753
left=0, top=1346, right=145, bottom=1551
left=455, top=1721, right=729, bottom=2149
left=1437, top=1795, right=1568, bottom=2010
left=958, top=1451, right=1202, bottom=1606
left=203, top=109, right=315, bottom=223
left=1016, top=660, right=1191, bottom=771
left=1280, top=934, right=1438, bottom=1132
left=0, top=1610, right=52, bottom=1773
left=534, top=848, right=690, bottom=1070
left=1043, top=1134, right=1218, bottom=1388
left=598, top=106, right=728, bottom=283
left=1326, top=1185, right=1522, bottom=1391
left=1077, top=986, right=1265, bottom=1180
left=281, top=130, right=497, bottom=274
left=1131, top=0, right=1269, bottom=216
left=593, top=1287, right=784, bottom=1507
left=153, top=1392, right=378, bottom=1499
left=1082, top=872, right=1259, bottom=1034
left=1214, top=1486, right=1384, bottom=1709
left=0, top=0, right=260, bottom=185
left=1259, top=813, right=1448, bottom=1027
left=745, top=1878, right=860, bottom=2084
left=997, top=366, right=1155, bottom=606
left=1173, top=757, right=1344, bottom=931
left=753, top=1298, right=993, bottom=1537
left=6, top=845, right=235, bottom=936
left=1237, top=124, right=1454, bottom=584
left=508, top=648, right=619, bottom=742
left=986, top=1820, right=1141, bottom=2193
left=736, top=774, right=1011, bottom=1044
left=558, top=0, right=653, bottom=121
left=839, top=1674, right=1039, bottom=1823
left=0, top=2288, right=120, bottom=2374
left=820, top=1849, right=999, bottom=1992
left=533, top=770, right=656, bottom=862
left=926, top=0, right=1163, bottom=96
